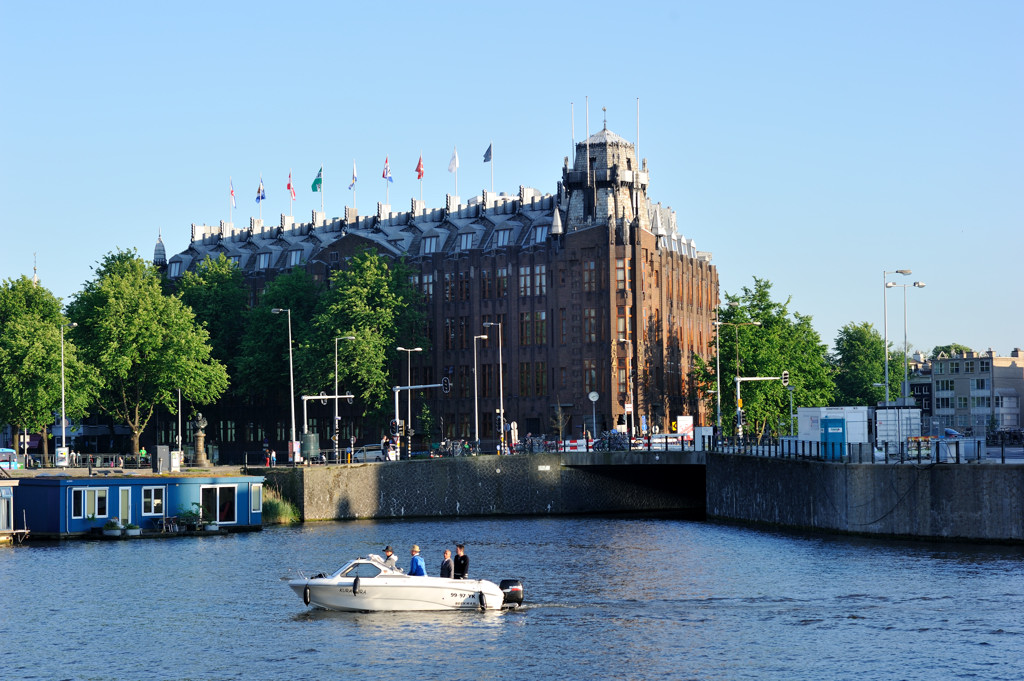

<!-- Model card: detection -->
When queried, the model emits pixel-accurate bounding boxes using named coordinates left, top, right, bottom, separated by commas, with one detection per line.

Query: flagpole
left=419, top=150, right=423, bottom=203
left=259, top=175, right=263, bottom=222
left=321, top=162, right=325, bottom=215
left=490, top=139, right=494, bottom=194
left=229, top=177, right=233, bottom=224
left=289, top=169, right=293, bottom=218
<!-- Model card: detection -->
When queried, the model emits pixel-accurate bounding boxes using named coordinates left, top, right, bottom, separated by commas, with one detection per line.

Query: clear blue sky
left=2, top=1, right=1021, bottom=356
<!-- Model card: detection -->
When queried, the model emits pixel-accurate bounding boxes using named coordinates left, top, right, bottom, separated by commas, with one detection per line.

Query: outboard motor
left=499, top=579, right=524, bottom=608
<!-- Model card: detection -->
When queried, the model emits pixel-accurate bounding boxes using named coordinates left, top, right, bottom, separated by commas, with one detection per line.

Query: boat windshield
left=339, top=562, right=384, bottom=579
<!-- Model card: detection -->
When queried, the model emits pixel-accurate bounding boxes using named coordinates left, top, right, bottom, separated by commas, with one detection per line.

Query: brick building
left=168, top=126, right=718, bottom=453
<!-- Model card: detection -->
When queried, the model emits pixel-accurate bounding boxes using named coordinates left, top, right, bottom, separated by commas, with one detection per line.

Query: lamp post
left=482, top=322, right=504, bottom=453
left=787, top=386, right=795, bottom=436
left=60, top=322, right=77, bottom=451
left=271, top=308, right=296, bottom=464
left=396, top=346, right=422, bottom=459
left=473, top=334, right=488, bottom=445
left=886, top=281, right=926, bottom=402
left=882, top=269, right=912, bottom=405
left=617, top=337, right=636, bottom=445
left=334, top=335, right=356, bottom=461
left=714, top=317, right=761, bottom=438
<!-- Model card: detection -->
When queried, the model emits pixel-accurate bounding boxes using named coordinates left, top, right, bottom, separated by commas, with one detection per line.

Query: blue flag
left=483, top=143, right=492, bottom=163
left=256, top=179, right=266, bottom=203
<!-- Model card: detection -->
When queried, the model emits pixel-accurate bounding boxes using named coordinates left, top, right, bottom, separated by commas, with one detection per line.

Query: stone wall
left=706, top=453, right=1024, bottom=542
left=263, top=453, right=704, bottom=521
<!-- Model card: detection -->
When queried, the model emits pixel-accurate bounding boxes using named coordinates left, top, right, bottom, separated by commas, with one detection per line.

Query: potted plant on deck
left=102, top=520, right=123, bottom=537
left=124, top=523, right=141, bottom=537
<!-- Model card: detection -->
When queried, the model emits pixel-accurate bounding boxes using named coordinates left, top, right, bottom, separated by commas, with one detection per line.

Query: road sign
left=588, top=391, right=599, bottom=402
left=625, top=403, right=633, bottom=413
left=441, top=376, right=451, bottom=394
left=781, top=370, right=790, bottom=387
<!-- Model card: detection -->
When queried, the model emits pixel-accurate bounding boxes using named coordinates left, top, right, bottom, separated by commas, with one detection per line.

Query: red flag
left=415, top=155, right=424, bottom=180
left=287, top=172, right=296, bottom=200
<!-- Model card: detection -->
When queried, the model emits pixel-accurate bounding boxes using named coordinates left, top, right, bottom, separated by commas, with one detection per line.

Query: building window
left=220, top=419, right=236, bottom=442
left=583, top=308, right=597, bottom=343
left=965, top=360, right=975, bottom=373
left=519, top=266, right=532, bottom=297
left=950, top=362, right=960, bottom=374
left=519, top=312, right=532, bottom=346
left=534, top=225, right=548, bottom=243
left=459, top=233, right=473, bottom=251
left=559, top=367, right=567, bottom=389
left=481, top=270, right=492, bottom=299
left=445, top=318, right=455, bottom=351
left=971, top=396, right=991, bottom=409
left=496, top=268, right=508, bottom=298
left=617, top=307, right=627, bottom=340
left=957, top=397, right=968, bottom=409
left=583, top=261, right=597, bottom=292
left=519, top=362, right=531, bottom=395
left=257, top=253, right=271, bottom=270
left=142, top=487, right=164, bottom=516
left=559, top=308, right=567, bottom=345
left=251, top=484, right=263, bottom=513
left=534, top=264, right=547, bottom=296
left=974, top=379, right=987, bottom=391
left=458, top=272, right=471, bottom=300
left=496, top=229, right=511, bottom=247
left=535, top=362, right=547, bottom=396
left=584, top=359, right=597, bottom=393
left=535, top=311, right=547, bottom=346
left=935, top=397, right=951, bottom=409
left=287, top=250, right=302, bottom=267
left=421, top=273, right=434, bottom=301
left=936, top=379, right=954, bottom=392
left=616, top=259, right=626, bottom=291
left=71, top=488, right=108, bottom=519
left=980, top=359, right=991, bottom=373
left=618, top=361, right=627, bottom=397
left=934, top=363, right=945, bottom=375
left=168, top=262, right=181, bottom=277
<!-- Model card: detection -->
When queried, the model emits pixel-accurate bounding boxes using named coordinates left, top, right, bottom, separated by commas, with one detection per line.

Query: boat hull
left=289, top=575, right=508, bottom=612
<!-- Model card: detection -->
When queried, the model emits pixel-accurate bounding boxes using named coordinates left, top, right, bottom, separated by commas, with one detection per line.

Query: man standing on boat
left=440, top=549, right=454, bottom=578
left=382, top=546, right=399, bottom=570
left=454, top=544, right=469, bottom=579
left=408, top=545, right=426, bottom=576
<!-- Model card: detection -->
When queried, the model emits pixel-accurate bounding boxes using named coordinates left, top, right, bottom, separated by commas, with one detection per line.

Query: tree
left=930, top=343, right=973, bottom=359
left=177, top=254, right=248, bottom=386
left=711, top=277, right=834, bottom=440
left=307, top=249, right=426, bottom=422
left=66, top=250, right=228, bottom=454
left=0, top=276, right=97, bottom=464
left=831, top=322, right=888, bottom=406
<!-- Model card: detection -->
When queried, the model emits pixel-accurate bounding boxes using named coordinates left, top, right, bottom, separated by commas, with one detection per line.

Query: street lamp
left=60, top=322, right=77, bottom=451
left=334, top=335, right=356, bottom=460
left=473, top=334, right=488, bottom=446
left=617, top=337, right=637, bottom=444
left=714, top=315, right=761, bottom=438
left=396, top=346, right=422, bottom=459
left=885, top=281, right=926, bottom=401
left=482, top=322, right=504, bottom=454
left=271, top=308, right=296, bottom=464
left=882, top=269, right=912, bottom=405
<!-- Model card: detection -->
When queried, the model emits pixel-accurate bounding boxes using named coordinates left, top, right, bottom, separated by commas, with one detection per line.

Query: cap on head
left=384, top=546, right=393, bottom=553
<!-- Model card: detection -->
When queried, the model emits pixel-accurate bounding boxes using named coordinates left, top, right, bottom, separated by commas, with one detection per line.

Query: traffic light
left=494, top=413, right=502, bottom=430
left=389, top=419, right=399, bottom=436
left=781, top=370, right=790, bottom=387
left=737, top=409, right=746, bottom=426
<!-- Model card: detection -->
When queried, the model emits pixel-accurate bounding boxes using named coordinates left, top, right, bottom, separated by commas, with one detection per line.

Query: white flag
left=448, top=146, right=459, bottom=173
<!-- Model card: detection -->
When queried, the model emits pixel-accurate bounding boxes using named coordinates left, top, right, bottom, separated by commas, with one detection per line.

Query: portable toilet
left=820, top=417, right=846, bottom=460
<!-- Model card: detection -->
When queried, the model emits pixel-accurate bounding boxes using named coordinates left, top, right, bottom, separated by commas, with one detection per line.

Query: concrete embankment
left=263, top=453, right=705, bottom=521
left=706, top=452, right=1024, bottom=542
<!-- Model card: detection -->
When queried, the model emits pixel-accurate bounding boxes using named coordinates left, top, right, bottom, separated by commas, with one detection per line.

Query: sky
left=2, top=1, right=1021, bottom=357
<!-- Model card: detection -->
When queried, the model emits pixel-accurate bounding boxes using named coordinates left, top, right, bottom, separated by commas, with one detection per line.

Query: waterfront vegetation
left=262, top=485, right=299, bottom=525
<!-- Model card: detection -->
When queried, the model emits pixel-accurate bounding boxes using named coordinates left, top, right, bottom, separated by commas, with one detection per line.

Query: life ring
left=303, top=584, right=311, bottom=606
left=353, top=576, right=361, bottom=596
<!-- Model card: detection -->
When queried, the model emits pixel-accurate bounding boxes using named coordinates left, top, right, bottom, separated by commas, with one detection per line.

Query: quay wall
left=263, top=453, right=705, bottom=521
left=706, top=452, right=1024, bottom=542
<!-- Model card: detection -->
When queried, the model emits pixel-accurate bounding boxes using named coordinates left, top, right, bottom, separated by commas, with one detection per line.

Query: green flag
left=311, top=167, right=323, bottom=192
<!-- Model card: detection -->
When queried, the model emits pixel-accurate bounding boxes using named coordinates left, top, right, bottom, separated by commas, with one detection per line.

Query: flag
left=256, top=178, right=266, bottom=203
left=230, top=179, right=236, bottom=209
left=448, top=146, right=459, bottom=173
left=311, top=167, right=323, bottom=193
left=383, top=156, right=393, bottom=183
left=288, top=172, right=296, bottom=200
left=415, top=155, right=424, bottom=180
left=483, top=143, right=492, bottom=163
left=348, top=161, right=357, bottom=190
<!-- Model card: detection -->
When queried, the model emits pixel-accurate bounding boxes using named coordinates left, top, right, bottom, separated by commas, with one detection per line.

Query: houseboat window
left=71, top=487, right=108, bottom=519
left=142, top=487, right=164, bottom=516
left=0, top=487, right=12, bottom=532
left=201, top=485, right=237, bottom=524
left=251, top=484, right=263, bottom=513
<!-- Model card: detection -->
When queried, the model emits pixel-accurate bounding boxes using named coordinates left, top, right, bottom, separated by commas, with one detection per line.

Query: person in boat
left=440, top=549, right=454, bottom=578
left=382, top=546, right=399, bottom=570
left=453, top=544, right=469, bottom=579
left=408, top=545, right=426, bottom=576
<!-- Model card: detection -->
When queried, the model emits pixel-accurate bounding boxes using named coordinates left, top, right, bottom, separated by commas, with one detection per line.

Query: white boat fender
left=353, top=576, right=361, bottom=596
left=303, top=584, right=311, bottom=606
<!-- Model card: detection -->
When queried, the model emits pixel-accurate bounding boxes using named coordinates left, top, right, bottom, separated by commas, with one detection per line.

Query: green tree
left=0, top=277, right=98, bottom=464
left=713, top=277, right=834, bottom=439
left=177, top=254, right=248, bottom=386
left=831, top=322, right=888, bottom=406
left=930, top=343, right=973, bottom=359
left=66, top=250, right=228, bottom=453
left=308, top=249, right=426, bottom=422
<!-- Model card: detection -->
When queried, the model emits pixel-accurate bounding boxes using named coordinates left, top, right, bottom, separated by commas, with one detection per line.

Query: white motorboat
left=287, top=554, right=524, bottom=612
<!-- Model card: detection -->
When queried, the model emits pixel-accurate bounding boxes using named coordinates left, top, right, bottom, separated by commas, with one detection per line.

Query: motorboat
left=287, top=554, right=524, bottom=612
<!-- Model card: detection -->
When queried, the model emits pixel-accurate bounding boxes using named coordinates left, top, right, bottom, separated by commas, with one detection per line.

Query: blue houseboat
left=13, top=474, right=264, bottom=538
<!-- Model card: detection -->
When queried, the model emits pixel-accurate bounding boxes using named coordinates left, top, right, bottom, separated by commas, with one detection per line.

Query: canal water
left=2, top=517, right=1022, bottom=681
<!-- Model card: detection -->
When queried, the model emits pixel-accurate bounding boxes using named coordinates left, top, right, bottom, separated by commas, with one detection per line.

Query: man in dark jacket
left=440, top=549, right=454, bottom=578
left=453, top=544, right=469, bottom=579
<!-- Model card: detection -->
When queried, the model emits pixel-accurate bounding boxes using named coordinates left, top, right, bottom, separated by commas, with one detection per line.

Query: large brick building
left=168, top=126, right=718, bottom=453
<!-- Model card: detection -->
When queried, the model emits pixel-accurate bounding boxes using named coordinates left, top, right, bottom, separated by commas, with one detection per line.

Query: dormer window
left=496, top=229, right=511, bottom=247
left=422, top=236, right=439, bottom=254
left=534, top=225, right=548, bottom=243
left=459, top=233, right=473, bottom=251
left=287, top=250, right=301, bottom=267
left=168, top=262, right=181, bottom=277
left=257, top=253, right=270, bottom=270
